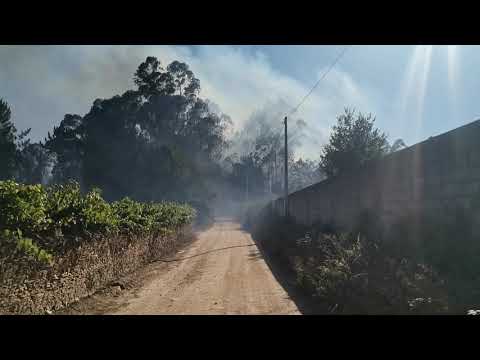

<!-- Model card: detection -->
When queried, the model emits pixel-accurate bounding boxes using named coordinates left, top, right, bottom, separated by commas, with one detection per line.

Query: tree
left=229, top=154, right=266, bottom=199
left=3, top=56, right=231, bottom=214
left=45, top=114, right=84, bottom=184
left=320, top=108, right=390, bottom=178
left=42, top=57, right=231, bottom=205
left=133, top=56, right=174, bottom=97
left=166, top=61, right=200, bottom=98
left=0, top=98, right=17, bottom=180
left=133, top=57, right=200, bottom=99
left=289, top=158, right=324, bottom=192
left=224, top=106, right=314, bottom=198
left=17, top=142, right=56, bottom=185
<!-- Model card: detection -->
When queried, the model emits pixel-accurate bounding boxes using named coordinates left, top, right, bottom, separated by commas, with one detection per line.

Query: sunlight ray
left=398, top=45, right=433, bottom=142
left=447, top=45, right=459, bottom=122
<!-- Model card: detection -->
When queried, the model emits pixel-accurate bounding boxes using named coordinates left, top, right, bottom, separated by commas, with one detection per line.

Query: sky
left=1, top=45, right=480, bottom=160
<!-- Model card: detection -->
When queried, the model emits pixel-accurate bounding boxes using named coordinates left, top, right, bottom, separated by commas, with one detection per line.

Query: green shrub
left=46, top=182, right=118, bottom=240
left=140, top=202, right=195, bottom=233
left=16, top=236, right=53, bottom=265
left=0, top=180, right=50, bottom=237
left=250, top=206, right=449, bottom=314
left=45, top=182, right=84, bottom=237
left=292, top=231, right=449, bottom=314
left=79, top=187, right=118, bottom=235
left=112, top=197, right=149, bottom=234
left=112, top=198, right=194, bottom=235
left=1, top=228, right=53, bottom=265
left=0, top=180, right=195, bottom=264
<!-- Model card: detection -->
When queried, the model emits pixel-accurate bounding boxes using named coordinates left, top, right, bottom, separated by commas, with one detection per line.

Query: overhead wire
left=269, top=45, right=353, bottom=191
left=289, top=45, right=352, bottom=117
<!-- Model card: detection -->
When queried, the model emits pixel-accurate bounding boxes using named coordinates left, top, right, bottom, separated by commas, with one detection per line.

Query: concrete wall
left=272, top=119, right=480, bottom=231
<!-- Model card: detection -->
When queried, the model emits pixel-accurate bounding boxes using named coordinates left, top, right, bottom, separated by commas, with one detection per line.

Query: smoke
left=0, top=45, right=373, bottom=160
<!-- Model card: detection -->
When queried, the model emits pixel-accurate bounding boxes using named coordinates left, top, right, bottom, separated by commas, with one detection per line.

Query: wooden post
left=284, top=116, right=289, bottom=217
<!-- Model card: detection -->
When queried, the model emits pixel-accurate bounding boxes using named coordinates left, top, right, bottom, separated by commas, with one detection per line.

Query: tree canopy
left=319, top=108, right=391, bottom=178
left=0, top=99, right=17, bottom=180
left=1, top=58, right=406, bottom=213
left=43, top=57, right=230, bottom=205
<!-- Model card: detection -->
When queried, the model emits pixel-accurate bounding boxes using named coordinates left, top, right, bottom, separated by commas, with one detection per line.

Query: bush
left=250, top=206, right=450, bottom=314
left=292, top=231, right=448, bottom=314
left=15, top=235, right=53, bottom=265
left=0, top=180, right=195, bottom=264
left=142, top=202, right=195, bottom=232
left=112, top=197, right=150, bottom=234
left=1, top=228, right=53, bottom=265
left=0, top=180, right=50, bottom=237
left=46, top=182, right=118, bottom=242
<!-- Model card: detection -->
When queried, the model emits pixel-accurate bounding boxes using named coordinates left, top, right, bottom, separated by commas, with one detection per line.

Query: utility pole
left=246, top=171, right=249, bottom=204
left=274, top=151, right=277, bottom=186
left=268, top=161, right=272, bottom=194
left=284, top=116, right=288, bottom=217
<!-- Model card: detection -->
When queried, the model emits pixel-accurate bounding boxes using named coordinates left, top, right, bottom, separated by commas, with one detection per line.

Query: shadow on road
left=248, top=233, right=328, bottom=315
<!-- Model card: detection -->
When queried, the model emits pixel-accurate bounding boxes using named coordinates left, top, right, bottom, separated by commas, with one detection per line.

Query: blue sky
left=1, top=45, right=479, bottom=159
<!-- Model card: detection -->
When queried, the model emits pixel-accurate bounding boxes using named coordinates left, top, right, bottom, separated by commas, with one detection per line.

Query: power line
left=274, top=45, right=352, bottom=146
left=270, top=46, right=353, bottom=201
left=289, top=45, right=352, bottom=116
left=275, top=45, right=352, bottom=150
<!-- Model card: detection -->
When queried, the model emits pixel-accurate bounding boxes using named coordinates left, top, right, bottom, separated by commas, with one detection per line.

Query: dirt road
left=107, top=218, right=300, bottom=315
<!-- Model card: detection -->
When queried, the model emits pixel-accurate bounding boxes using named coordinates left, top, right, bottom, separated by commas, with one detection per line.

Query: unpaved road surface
left=106, top=218, right=300, bottom=315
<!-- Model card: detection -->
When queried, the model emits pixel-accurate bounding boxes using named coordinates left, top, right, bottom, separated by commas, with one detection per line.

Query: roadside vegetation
left=0, top=180, right=195, bottom=266
left=2, top=51, right=476, bottom=315
left=248, top=210, right=465, bottom=314
left=247, top=111, right=479, bottom=314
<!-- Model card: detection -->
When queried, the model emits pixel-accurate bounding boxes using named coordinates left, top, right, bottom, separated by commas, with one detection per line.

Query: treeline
left=0, top=56, right=326, bottom=216
left=1, top=55, right=407, bottom=214
left=2, top=57, right=231, bottom=208
left=223, top=114, right=324, bottom=200
left=223, top=108, right=406, bottom=202
left=0, top=58, right=307, bottom=207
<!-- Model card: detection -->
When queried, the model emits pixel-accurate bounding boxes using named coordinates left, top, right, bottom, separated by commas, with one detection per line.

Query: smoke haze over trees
left=41, top=57, right=232, bottom=210
left=1, top=56, right=405, bottom=217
